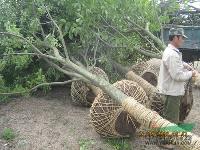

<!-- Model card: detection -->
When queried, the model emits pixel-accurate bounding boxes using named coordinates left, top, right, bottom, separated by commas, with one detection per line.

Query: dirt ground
left=0, top=85, right=200, bottom=150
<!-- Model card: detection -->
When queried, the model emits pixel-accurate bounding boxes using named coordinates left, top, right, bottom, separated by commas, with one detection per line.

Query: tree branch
left=133, top=47, right=162, bottom=58
left=70, top=56, right=86, bottom=69
left=3, top=53, right=39, bottom=56
left=188, top=4, right=200, bottom=11
left=95, top=29, right=161, bottom=58
left=0, top=32, right=64, bottom=63
left=38, top=19, right=46, bottom=38
left=90, top=37, right=99, bottom=68
left=82, top=46, right=90, bottom=69
left=152, top=0, right=165, bottom=44
left=0, top=79, right=80, bottom=96
left=44, top=58, right=86, bottom=80
left=51, top=46, right=64, bottom=60
left=0, top=32, right=90, bottom=83
left=132, top=28, right=161, bottom=53
left=45, top=7, right=69, bottom=60
left=124, top=17, right=166, bottom=50
left=2, top=51, right=85, bottom=80
left=100, top=16, right=163, bottom=57
left=96, top=34, right=126, bottom=48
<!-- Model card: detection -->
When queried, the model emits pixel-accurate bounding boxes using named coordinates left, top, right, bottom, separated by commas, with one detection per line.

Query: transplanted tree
left=0, top=0, right=170, bottom=97
left=1, top=1, right=200, bottom=149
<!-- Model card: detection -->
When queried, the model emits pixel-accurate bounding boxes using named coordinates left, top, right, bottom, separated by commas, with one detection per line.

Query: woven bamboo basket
left=126, top=71, right=164, bottom=115
left=140, top=59, right=161, bottom=86
left=131, top=61, right=150, bottom=75
left=90, top=80, right=148, bottom=137
left=131, top=58, right=161, bottom=86
left=71, top=67, right=109, bottom=107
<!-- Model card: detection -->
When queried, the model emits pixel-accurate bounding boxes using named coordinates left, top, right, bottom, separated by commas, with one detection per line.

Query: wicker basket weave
left=90, top=80, right=148, bottom=137
left=131, top=58, right=161, bottom=86
left=71, top=67, right=109, bottom=107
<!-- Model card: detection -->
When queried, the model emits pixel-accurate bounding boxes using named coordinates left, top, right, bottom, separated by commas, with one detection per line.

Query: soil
left=0, top=86, right=200, bottom=150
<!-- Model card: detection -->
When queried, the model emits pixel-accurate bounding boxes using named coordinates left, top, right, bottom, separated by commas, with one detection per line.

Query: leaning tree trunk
left=126, top=71, right=164, bottom=115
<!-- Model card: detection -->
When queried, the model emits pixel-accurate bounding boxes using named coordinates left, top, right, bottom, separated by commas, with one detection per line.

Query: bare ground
left=0, top=86, right=200, bottom=150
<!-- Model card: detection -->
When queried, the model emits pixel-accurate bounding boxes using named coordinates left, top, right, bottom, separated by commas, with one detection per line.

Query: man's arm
left=165, top=55, right=192, bottom=81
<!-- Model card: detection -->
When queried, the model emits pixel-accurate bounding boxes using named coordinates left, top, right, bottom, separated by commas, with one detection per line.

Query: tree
left=1, top=1, right=200, bottom=149
left=0, top=0, right=171, bottom=96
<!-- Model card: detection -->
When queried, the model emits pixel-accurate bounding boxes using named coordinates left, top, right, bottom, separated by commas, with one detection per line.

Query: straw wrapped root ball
left=90, top=80, right=148, bottom=138
left=131, top=58, right=161, bottom=86
left=192, top=73, right=200, bottom=88
left=141, top=62, right=161, bottom=86
left=180, top=81, right=193, bottom=121
left=131, top=61, right=150, bottom=75
left=71, top=67, right=109, bottom=107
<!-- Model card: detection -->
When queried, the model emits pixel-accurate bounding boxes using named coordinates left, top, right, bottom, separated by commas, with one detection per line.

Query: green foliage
left=105, top=138, right=131, bottom=150
left=1, top=128, right=15, bottom=141
left=79, top=139, right=95, bottom=150
left=0, top=75, right=9, bottom=103
left=0, top=0, right=182, bottom=97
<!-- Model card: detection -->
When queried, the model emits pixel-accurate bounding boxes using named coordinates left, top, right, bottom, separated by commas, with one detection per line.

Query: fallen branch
left=0, top=79, right=80, bottom=96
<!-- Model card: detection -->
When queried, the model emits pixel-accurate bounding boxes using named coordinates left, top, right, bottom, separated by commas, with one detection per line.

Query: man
left=157, top=28, right=198, bottom=149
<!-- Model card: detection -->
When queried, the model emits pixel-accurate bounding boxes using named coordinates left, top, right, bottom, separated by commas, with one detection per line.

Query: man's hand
left=183, top=62, right=193, bottom=71
left=187, top=65, right=194, bottom=71
left=192, top=70, right=198, bottom=77
left=192, top=70, right=200, bottom=88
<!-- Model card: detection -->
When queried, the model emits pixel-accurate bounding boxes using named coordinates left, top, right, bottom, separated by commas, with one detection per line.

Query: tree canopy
left=0, top=0, right=189, bottom=100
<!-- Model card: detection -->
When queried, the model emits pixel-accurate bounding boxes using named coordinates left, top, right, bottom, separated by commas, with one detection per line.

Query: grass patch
left=1, top=128, right=15, bottom=141
left=105, top=138, right=132, bottom=150
left=79, top=138, right=95, bottom=150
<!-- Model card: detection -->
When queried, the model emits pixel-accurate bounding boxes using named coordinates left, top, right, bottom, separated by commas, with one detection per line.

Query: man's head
left=169, top=28, right=187, bottom=48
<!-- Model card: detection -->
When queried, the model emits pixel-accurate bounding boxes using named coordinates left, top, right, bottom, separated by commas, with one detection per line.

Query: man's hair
left=169, top=35, right=181, bottom=41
